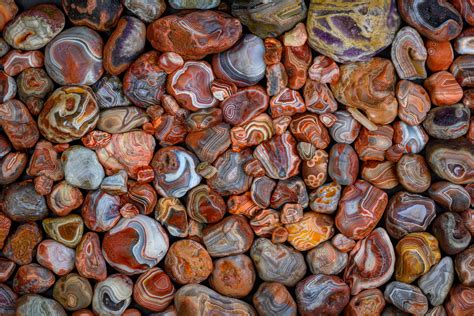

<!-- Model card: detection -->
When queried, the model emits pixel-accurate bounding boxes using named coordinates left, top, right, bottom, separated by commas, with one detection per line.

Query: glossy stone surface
left=209, top=149, right=253, bottom=196
left=283, top=43, right=312, bottom=90
left=42, top=214, right=83, bottom=248
left=133, top=267, right=174, bottom=312
left=250, top=237, right=306, bottom=287
left=308, top=182, right=341, bottom=214
left=147, top=10, right=242, bottom=60
left=82, top=190, right=119, bottom=232
left=250, top=208, right=280, bottom=236
left=174, top=284, right=256, bottom=316
left=455, top=247, right=474, bottom=286
left=445, top=284, right=474, bottom=316
left=253, top=282, right=297, bottom=316
left=0, top=284, right=16, bottom=316
left=290, top=113, right=330, bottom=150
left=151, top=146, right=201, bottom=198
left=418, top=256, right=454, bottom=306
left=270, top=88, right=305, bottom=118
left=187, top=123, right=231, bottom=162
left=209, top=254, right=255, bottom=298
left=203, top=215, right=254, bottom=257
left=384, top=282, right=428, bottom=315
left=62, top=0, right=122, bottom=31
left=296, top=274, right=350, bottom=316
left=104, top=16, right=146, bottom=76
left=123, top=0, right=166, bottom=23
left=386, top=192, right=436, bottom=239
left=13, top=263, right=54, bottom=294
left=396, top=80, right=431, bottom=126
left=361, top=160, right=399, bottom=190
left=328, top=111, right=361, bottom=144
left=429, top=181, right=470, bottom=212
left=392, top=121, right=428, bottom=154
left=286, top=212, right=334, bottom=251
left=307, top=0, right=399, bottom=63
left=0, top=71, right=15, bottom=104
left=0, top=0, right=18, bottom=32
left=332, top=58, right=397, bottom=124
left=432, top=212, right=471, bottom=255
left=344, top=228, right=395, bottom=295
left=221, top=85, right=268, bottom=126
left=4, top=4, right=64, bottom=50
left=36, top=239, right=75, bottom=275
left=450, top=55, right=474, bottom=88
left=16, top=294, right=66, bottom=316
left=3, top=181, right=47, bottom=221
left=336, top=180, right=387, bottom=240
left=355, top=125, right=394, bottom=161
left=213, top=34, right=265, bottom=88
left=102, top=215, right=169, bottom=275
left=16, top=68, right=53, bottom=115
left=344, top=289, right=386, bottom=316
left=424, top=71, right=463, bottom=106
left=0, top=99, right=39, bottom=150
left=62, top=146, right=104, bottom=190
left=270, top=177, right=309, bottom=209
left=186, top=185, right=226, bottom=224
left=395, top=232, right=441, bottom=283
left=45, top=27, right=103, bottom=86
left=0, top=259, right=15, bottom=283
left=53, top=273, right=92, bottom=311
left=426, top=139, right=474, bottom=185
left=0, top=49, right=44, bottom=77
left=75, top=232, right=107, bottom=281
left=92, top=274, right=133, bottom=316
left=396, top=154, right=431, bottom=193
left=122, top=52, right=166, bottom=108
left=164, top=239, right=212, bottom=284
left=93, top=75, right=131, bottom=109
left=3, top=222, right=42, bottom=265
left=426, top=40, right=454, bottom=72
left=307, top=241, right=348, bottom=275
left=391, top=26, right=427, bottom=80
left=423, top=103, right=470, bottom=139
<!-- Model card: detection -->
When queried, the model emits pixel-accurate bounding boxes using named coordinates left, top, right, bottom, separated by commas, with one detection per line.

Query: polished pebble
left=13, top=263, right=54, bottom=294
left=36, top=239, right=75, bottom=276
left=92, top=274, right=133, bottom=316
left=384, top=281, right=428, bottom=315
left=53, top=273, right=93, bottom=311
left=432, top=212, right=471, bottom=255
left=133, top=267, right=174, bottom=312
left=253, top=282, right=297, bottom=316
left=418, top=256, right=454, bottom=306
left=209, top=254, right=255, bottom=298
left=429, top=181, right=471, bottom=212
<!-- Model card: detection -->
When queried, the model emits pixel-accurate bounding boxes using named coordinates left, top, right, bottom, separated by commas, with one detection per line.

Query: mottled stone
left=53, top=273, right=93, bottom=311
left=253, top=282, right=297, bottom=316
left=432, top=212, right=471, bottom=255
left=12, top=263, right=54, bottom=294
left=307, top=241, right=348, bottom=275
left=418, top=257, right=454, bottom=306
left=16, top=294, right=66, bottom=316
left=36, top=239, right=75, bottom=275
left=344, top=289, right=386, bottom=316
left=423, top=103, right=470, bottom=139
left=396, top=154, right=431, bottom=193
left=123, top=0, right=166, bottom=23
left=3, top=181, right=48, bottom=221
left=62, top=146, right=104, bottom=190
left=424, top=71, right=463, bottom=106
left=209, top=254, right=255, bottom=298
left=286, top=212, right=334, bottom=251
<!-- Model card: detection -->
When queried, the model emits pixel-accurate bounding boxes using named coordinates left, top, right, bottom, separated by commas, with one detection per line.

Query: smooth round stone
left=62, top=0, right=122, bottom=31
left=355, top=125, right=394, bottom=161
left=209, top=254, right=255, bottom=298
left=454, top=28, right=474, bottom=55
left=286, top=212, right=334, bottom=251
left=203, top=215, right=254, bottom=257
left=62, top=146, right=104, bottom=190
left=104, top=16, right=146, bottom=76
left=331, top=233, right=356, bottom=253
left=432, top=212, right=471, bottom=255
left=169, top=0, right=220, bottom=9
left=253, top=282, right=297, bottom=316
left=0, top=152, right=26, bottom=186
left=423, top=71, right=463, bottom=106
left=122, top=181, right=157, bottom=216
left=418, top=256, right=454, bottom=306
left=445, top=284, right=474, bottom=316
left=331, top=58, right=397, bottom=125
left=0, top=99, right=39, bottom=151
left=396, top=154, right=431, bottom=193
left=3, top=4, right=64, bottom=50
left=213, top=34, right=265, bottom=87
left=93, top=75, right=131, bottom=109
left=81, top=189, right=120, bottom=232
left=133, top=267, right=175, bottom=312
left=395, top=232, right=441, bottom=283
left=270, top=176, right=309, bottom=209
left=221, top=85, right=269, bottom=126
left=42, top=214, right=83, bottom=248
left=53, top=273, right=93, bottom=311
left=250, top=238, right=306, bottom=287
left=3, top=181, right=47, bottom=221
left=455, top=247, right=474, bottom=286
left=186, top=184, right=226, bottom=224
left=38, top=86, right=99, bottom=143
left=13, top=263, right=55, bottom=294
left=123, top=0, right=166, bottom=23
left=123, top=52, right=166, bottom=108
left=0, top=49, right=45, bottom=77
left=3, top=223, right=42, bottom=265
left=97, top=106, right=148, bottom=134
left=429, top=181, right=470, bottom=212
left=391, top=26, right=427, bottom=80
left=231, top=0, right=307, bottom=38
left=16, top=68, right=53, bottom=115
left=102, top=215, right=169, bottom=275
left=392, top=121, right=428, bottom=154
left=345, top=288, right=386, bottom=316
left=384, top=282, right=428, bottom=315
left=296, top=274, right=350, bottom=315
left=16, top=294, right=66, bottom=316
left=426, top=39, right=454, bottom=72
left=208, top=149, right=254, bottom=196
left=75, top=232, right=107, bottom=281
left=45, top=26, right=103, bottom=86
left=290, top=114, right=330, bottom=150
left=423, top=103, right=470, bottom=139
left=308, top=182, right=341, bottom=214
left=0, top=284, right=16, bottom=316
left=0, top=259, right=15, bottom=283
left=344, top=228, right=395, bottom=295
left=147, top=10, right=242, bottom=60
left=307, top=0, right=399, bottom=63
left=0, top=0, right=18, bottom=31
left=151, top=146, right=201, bottom=198
left=164, top=239, right=212, bottom=284
left=328, top=143, right=359, bottom=185
left=0, top=71, right=16, bottom=103
left=426, top=139, right=474, bottom=185
left=167, top=61, right=217, bottom=112
left=174, top=284, right=256, bottom=316
left=92, top=274, right=133, bottom=316
left=336, top=180, right=388, bottom=240
left=396, top=80, right=431, bottom=126
left=361, top=160, right=399, bottom=190
left=306, top=241, right=348, bottom=275
left=36, top=239, right=75, bottom=276
left=186, top=122, right=231, bottom=163
left=385, top=192, right=436, bottom=239
left=155, top=197, right=188, bottom=237
left=328, top=111, right=361, bottom=144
